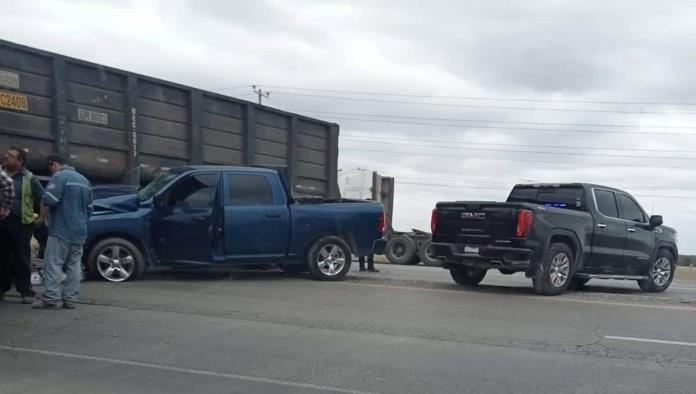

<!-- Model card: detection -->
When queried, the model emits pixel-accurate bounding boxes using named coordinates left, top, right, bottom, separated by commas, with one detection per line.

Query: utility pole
left=252, top=85, right=270, bottom=105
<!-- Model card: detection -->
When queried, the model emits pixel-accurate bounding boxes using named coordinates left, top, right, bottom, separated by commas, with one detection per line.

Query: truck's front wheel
left=638, top=250, right=675, bottom=293
left=86, top=237, right=146, bottom=282
left=307, top=236, right=352, bottom=281
left=532, top=242, right=575, bottom=295
left=450, top=267, right=487, bottom=286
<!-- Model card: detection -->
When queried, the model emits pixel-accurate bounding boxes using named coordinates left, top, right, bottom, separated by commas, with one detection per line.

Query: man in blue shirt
left=34, top=154, right=92, bottom=310
left=0, top=147, right=44, bottom=304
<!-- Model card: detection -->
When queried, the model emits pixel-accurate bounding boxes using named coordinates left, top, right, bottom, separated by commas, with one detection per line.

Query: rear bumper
left=431, top=242, right=533, bottom=271
left=372, top=238, right=387, bottom=255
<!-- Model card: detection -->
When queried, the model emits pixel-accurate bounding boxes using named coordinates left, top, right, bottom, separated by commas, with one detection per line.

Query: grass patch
left=676, top=266, right=696, bottom=282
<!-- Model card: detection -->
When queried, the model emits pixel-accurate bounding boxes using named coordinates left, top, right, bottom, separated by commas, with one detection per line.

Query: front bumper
left=431, top=242, right=533, bottom=270
left=372, top=238, right=387, bottom=254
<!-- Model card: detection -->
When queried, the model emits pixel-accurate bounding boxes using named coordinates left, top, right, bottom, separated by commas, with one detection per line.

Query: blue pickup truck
left=85, top=166, right=385, bottom=282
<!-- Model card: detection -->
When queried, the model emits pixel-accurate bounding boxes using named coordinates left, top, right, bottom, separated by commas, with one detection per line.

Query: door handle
left=597, top=223, right=607, bottom=229
left=628, top=228, right=636, bottom=233
left=192, top=217, right=207, bottom=222
left=266, top=213, right=283, bottom=219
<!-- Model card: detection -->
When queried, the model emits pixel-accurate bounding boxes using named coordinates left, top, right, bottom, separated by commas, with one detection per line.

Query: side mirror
left=649, top=215, right=663, bottom=227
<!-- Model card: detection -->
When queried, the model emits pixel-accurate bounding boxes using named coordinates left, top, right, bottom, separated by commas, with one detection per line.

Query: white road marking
left=604, top=336, right=696, bottom=347
left=0, top=345, right=380, bottom=394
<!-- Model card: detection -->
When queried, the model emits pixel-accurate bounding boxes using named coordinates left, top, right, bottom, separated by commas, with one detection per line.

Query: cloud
left=2, top=0, right=695, bottom=252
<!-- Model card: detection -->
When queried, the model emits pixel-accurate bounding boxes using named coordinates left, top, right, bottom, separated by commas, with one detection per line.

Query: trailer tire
left=307, top=236, right=352, bottom=281
left=385, top=236, right=418, bottom=265
left=418, top=240, right=442, bottom=267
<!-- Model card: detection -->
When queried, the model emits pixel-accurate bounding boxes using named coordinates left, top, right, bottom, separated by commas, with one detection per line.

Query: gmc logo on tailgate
left=461, top=212, right=486, bottom=220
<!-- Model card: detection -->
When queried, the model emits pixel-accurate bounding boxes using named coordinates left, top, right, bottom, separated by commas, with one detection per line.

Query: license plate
left=463, top=245, right=480, bottom=255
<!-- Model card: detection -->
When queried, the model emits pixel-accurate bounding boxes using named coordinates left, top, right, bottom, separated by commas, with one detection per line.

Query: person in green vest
left=0, top=147, right=44, bottom=304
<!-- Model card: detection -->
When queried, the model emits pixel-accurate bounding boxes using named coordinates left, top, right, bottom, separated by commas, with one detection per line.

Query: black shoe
left=21, top=296, right=34, bottom=305
left=62, top=301, right=77, bottom=309
left=367, top=268, right=380, bottom=273
left=32, top=301, right=61, bottom=310
left=359, top=267, right=366, bottom=272
left=0, top=293, right=4, bottom=301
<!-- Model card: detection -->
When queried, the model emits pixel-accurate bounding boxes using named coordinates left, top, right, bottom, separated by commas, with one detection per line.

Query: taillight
left=516, top=209, right=533, bottom=238
left=377, top=212, right=385, bottom=235
left=431, top=208, right=438, bottom=233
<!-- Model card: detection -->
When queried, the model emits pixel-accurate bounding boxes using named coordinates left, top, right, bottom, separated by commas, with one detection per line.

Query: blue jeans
left=42, top=236, right=83, bottom=304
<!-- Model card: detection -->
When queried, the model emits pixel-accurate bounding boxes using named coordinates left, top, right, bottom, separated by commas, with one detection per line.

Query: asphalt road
left=2, top=263, right=696, bottom=394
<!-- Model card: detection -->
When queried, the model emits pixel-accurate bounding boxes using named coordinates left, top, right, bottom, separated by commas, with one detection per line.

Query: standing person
left=358, top=254, right=379, bottom=273
left=0, top=167, right=12, bottom=220
left=34, top=154, right=92, bottom=310
left=0, top=147, right=42, bottom=304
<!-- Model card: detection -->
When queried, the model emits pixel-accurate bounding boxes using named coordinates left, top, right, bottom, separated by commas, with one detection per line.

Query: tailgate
left=434, top=202, right=525, bottom=245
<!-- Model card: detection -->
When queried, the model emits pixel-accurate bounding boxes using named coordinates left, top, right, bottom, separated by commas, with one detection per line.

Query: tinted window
left=594, top=189, right=618, bottom=218
left=168, top=174, right=218, bottom=209
left=507, top=187, right=585, bottom=211
left=617, top=194, right=646, bottom=222
left=227, top=174, right=274, bottom=205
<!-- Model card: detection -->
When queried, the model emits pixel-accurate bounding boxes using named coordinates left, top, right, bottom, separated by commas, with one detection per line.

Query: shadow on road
left=136, top=267, right=311, bottom=283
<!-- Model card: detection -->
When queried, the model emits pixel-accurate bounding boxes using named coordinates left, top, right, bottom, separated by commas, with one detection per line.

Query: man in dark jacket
left=0, top=147, right=43, bottom=304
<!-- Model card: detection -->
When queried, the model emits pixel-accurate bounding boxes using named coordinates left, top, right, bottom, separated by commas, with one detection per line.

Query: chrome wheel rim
left=97, top=245, right=135, bottom=282
left=651, top=257, right=672, bottom=287
left=549, top=253, right=570, bottom=288
left=317, top=244, right=346, bottom=276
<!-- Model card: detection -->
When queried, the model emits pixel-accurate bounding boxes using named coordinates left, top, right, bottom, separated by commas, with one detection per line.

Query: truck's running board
left=575, top=273, right=649, bottom=281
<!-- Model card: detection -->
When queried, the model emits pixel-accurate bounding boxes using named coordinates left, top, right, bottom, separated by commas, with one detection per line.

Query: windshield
left=507, top=186, right=586, bottom=211
left=137, top=172, right=177, bottom=201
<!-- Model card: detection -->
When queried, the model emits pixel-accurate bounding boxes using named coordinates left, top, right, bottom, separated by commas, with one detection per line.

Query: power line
left=272, top=91, right=696, bottom=115
left=397, top=181, right=696, bottom=199
left=212, top=85, right=252, bottom=92
left=331, top=116, right=696, bottom=136
left=393, top=174, right=696, bottom=190
left=261, top=85, right=696, bottom=106
left=341, top=147, right=695, bottom=169
left=342, top=137, right=696, bottom=160
left=343, top=133, right=696, bottom=154
left=286, top=109, right=696, bottom=130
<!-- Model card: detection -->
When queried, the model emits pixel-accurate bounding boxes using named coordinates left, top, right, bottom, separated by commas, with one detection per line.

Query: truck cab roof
left=512, top=183, right=630, bottom=195
left=172, top=165, right=280, bottom=175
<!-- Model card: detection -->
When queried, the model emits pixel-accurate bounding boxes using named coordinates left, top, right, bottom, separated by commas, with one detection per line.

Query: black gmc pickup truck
left=431, top=183, right=679, bottom=295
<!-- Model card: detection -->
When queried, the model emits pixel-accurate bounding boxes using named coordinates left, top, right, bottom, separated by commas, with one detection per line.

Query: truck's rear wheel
left=385, top=236, right=418, bottom=265
left=532, top=243, right=575, bottom=295
left=450, top=267, right=487, bottom=286
left=418, top=240, right=442, bottom=267
left=638, top=250, right=675, bottom=293
left=307, top=236, right=352, bottom=281
left=86, top=237, right=146, bottom=282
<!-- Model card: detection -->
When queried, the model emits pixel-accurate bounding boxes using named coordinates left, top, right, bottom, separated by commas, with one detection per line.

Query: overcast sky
left=3, top=0, right=696, bottom=253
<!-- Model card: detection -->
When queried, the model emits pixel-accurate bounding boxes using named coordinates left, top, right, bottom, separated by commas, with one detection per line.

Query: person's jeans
left=42, top=236, right=83, bottom=305
left=0, top=224, right=35, bottom=297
